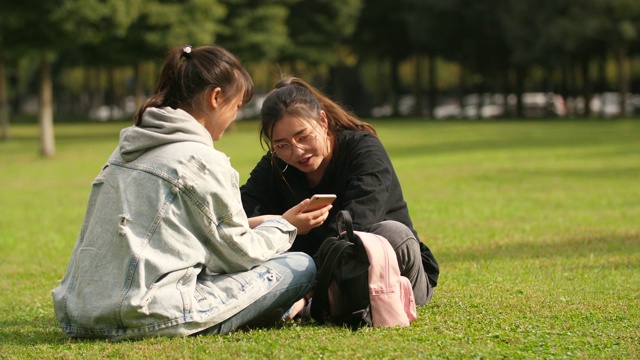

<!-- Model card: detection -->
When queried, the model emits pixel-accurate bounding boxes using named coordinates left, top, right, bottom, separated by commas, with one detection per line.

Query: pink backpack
left=310, top=211, right=417, bottom=328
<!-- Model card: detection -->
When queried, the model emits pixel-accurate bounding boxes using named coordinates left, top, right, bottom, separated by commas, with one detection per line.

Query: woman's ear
left=208, top=87, right=223, bottom=110
left=319, top=110, right=329, bottom=130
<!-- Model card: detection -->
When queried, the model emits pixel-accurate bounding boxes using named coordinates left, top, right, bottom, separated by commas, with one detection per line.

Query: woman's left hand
left=282, top=199, right=332, bottom=235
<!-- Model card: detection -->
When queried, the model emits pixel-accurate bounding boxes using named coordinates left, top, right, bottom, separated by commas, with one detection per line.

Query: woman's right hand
left=282, top=199, right=332, bottom=235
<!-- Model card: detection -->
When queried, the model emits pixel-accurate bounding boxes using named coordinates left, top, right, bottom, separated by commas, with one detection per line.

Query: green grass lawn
left=1, top=118, right=638, bottom=359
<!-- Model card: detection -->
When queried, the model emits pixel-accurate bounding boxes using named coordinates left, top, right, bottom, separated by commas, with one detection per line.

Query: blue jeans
left=199, top=252, right=316, bottom=334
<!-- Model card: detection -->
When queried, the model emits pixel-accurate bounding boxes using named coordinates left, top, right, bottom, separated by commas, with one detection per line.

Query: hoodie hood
left=119, top=107, right=213, bottom=162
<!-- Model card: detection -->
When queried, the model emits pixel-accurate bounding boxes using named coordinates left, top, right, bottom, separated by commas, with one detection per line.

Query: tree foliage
left=3, top=0, right=640, bottom=154
left=283, top=0, right=362, bottom=65
left=218, top=0, right=292, bottom=62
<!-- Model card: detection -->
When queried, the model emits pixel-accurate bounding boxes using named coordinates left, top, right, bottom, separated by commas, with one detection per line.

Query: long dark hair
left=135, top=45, right=254, bottom=125
left=258, top=77, right=376, bottom=150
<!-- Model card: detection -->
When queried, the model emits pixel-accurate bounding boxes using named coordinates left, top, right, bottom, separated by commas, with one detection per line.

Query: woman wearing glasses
left=240, top=77, right=439, bottom=309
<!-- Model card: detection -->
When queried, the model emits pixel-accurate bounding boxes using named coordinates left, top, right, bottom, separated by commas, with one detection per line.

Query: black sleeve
left=329, top=134, right=395, bottom=233
left=329, top=134, right=440, bottom=288
left=241, top=152, right=280, bottom=217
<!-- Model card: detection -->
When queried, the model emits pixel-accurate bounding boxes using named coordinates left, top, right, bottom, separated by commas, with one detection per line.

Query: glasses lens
left=272, top=133, right=318, bottom=157
left=272, top=144, right=290, bottom=157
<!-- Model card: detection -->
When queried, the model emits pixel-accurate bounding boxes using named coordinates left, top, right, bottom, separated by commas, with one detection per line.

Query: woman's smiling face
left=270, top=112, right=332, bottom=184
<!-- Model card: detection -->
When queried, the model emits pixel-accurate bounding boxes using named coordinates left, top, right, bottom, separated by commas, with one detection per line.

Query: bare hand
left=282, top=199, right=332, bottom=235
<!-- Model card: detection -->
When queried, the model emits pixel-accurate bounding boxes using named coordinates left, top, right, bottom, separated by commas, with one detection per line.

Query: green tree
left=604, top=0, right=640, bottom=117
left=0, top=5, right=14, bottom=140
left=282, top=0, right=363, bottom=105
left=352, top=0, right=412, bottom=116
left=0, top=2, right=12, bottom=140
left=501, top=0, right=570, bottom=116
left=426, top=0, right=511, bottom=115
left=0, top=54, right=7, bottom=140
left=218, top=0, right=292, bottom=64
left=57, top=0, right=225, bottom=115
left=404, top=0, right=456, bottom=117
left=0, top=0, right=71, bottom=156
left=282, top=0, right=362, bottom=66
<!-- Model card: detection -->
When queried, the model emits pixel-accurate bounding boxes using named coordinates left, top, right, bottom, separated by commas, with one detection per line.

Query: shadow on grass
left=0, top=317, right=322, bottom=346
left=438, top=232, right=640, bottom=266
left=0, top=318, right=68, bottom=346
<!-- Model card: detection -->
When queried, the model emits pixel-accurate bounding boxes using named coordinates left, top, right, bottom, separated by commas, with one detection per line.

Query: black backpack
left=310, top=211, right=416, bottom=329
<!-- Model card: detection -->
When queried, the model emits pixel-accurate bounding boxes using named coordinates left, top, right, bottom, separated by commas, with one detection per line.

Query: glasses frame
left=270, top=132, right=319, bottom=158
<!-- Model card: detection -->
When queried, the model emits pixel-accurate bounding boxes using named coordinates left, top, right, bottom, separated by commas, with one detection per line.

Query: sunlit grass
left=1, top=118, right=638, bottom=359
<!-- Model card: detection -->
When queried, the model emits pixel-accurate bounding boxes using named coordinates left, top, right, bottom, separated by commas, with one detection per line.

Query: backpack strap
left=311, top=210, right=362, bottom=323
left=310, top=239, right=351, bottom=323
left=337, top=210, right=363, bottom=247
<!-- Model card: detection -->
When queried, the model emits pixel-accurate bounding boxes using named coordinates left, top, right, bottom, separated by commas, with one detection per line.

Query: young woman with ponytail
left=52, top=47, right=328, bottom=340
left=241, top=77, right=440, bottom=308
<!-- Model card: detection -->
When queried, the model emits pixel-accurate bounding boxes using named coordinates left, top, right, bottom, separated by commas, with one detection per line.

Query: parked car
left=369, top=92, right=570, bottom=119
left=88, top=96, right=137, bottom=121
left=462, top=93, right=505, bottom=119
left=89, top=105, right=125, bottom=121
left=507, top=92, right=566, bottom=117
left=370, top=95, right=421, bottom=118
left=589, top=92, right=640, bottom=117
left=433, top=101, right=462, bottom=119
left=236, top=94, right=266, bottom=120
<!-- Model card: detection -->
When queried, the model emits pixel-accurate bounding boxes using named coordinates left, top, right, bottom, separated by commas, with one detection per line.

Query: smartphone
left=304, top=194, right=337, bottom=212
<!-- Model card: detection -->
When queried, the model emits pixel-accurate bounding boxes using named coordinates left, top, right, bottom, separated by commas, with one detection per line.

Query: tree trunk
left=580, top=59, right=591, bottom=118
left=413, top=55, right=422, bottom=117
left=40, top=57, right=55, bottom=157
left=617, top=46, right=629, bottom=117
left=0, top=56, right=9, bottom=141
left=457, top=67, right=465, bottom=116
left=375, top=60, right=385, bottom=110
left=503, top=67, right=513, bottom=118
left=108, top=66, right=117, bottom=119
left=327, top=65, right=341, bottom=101
left=427, top=53, right=437, bottom=119
left=515, top=67, right=525, bottom=118
left=568, top=60, right=579, bottom=116
left=91, top=67, right=103, bottom=110
left=558, top=62, right=569, bottom=116
left=135, top=61, right=145, bottom=112
left=597, top=54, right=607, bottom=94
left=390, top=57, right=400, bottom=117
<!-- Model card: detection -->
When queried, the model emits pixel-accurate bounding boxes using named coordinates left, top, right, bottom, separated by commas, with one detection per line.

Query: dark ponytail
left=135, top=45, right=253, bottom=125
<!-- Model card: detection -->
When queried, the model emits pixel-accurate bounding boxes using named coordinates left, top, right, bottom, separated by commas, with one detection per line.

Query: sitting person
left=240, top=77, right=439, bottom=307
left=52, top=47, right=331, bottom=340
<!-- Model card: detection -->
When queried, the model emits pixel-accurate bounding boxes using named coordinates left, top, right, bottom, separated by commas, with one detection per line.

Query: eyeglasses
left=271, top=133, right=318, bottom=157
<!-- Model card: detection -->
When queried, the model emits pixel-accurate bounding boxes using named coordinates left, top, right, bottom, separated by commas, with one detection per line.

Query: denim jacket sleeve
left=185, top=147, right=296, bottom=273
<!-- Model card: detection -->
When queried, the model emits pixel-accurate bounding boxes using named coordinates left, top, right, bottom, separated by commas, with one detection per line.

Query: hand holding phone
left=303, top=194, right=336, bottom=213
left=282, top=195, right=335, bottom=234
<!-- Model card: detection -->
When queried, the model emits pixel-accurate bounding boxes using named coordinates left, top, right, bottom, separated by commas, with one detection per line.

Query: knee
left=277, top=252, right=317, bottom=282
left=367, top=221, right=421, bottom=268
left=367, top=220, right=417, bottom=250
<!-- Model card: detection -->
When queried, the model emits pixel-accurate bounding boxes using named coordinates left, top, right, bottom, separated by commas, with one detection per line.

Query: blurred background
left=2, top=0, right=640, bottom=135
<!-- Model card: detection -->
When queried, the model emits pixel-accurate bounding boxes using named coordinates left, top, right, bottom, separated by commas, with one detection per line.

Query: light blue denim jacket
left=52, top=107, right=296, bottom=340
